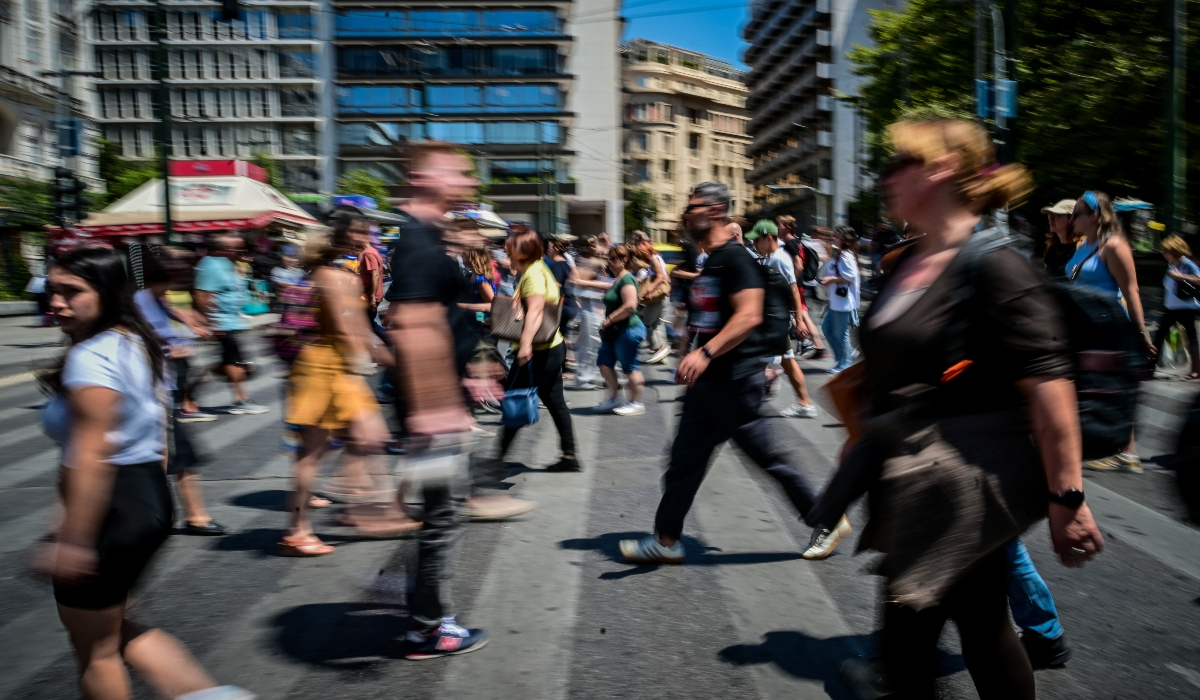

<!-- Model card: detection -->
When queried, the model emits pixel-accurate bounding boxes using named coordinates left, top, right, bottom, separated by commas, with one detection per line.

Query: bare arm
left=671, top=268, right=700, bottom=282
left=1019, top=376, right=1105, bottom=567
left=192, top=289, right=214, bottom=328
left=602, top=282, right=639, bottom=326
left=516, top=294, right=546, bottom=366
left=1103, top=237, right=1149, bottom=337
left=318, top=268, right=390, bottom=367
left=387, top=301, right=469, bottom=435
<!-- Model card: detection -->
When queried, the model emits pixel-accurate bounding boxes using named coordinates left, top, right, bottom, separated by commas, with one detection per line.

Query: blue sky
left=621, top=1, right=751, bottom=70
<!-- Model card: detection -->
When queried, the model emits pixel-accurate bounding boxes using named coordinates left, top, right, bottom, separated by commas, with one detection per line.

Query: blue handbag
left=501, top=364, right=540, bottom=428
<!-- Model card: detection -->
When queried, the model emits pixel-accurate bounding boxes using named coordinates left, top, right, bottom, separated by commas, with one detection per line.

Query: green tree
left=624, top=186, right=658, bottom=235
left=249, top=151, right=290, bottom=195
left=94, top=137, right=159, bottom=206
left=848, top=0, right=1181, bottom=216
left=336, top=169, right=392, bottom=209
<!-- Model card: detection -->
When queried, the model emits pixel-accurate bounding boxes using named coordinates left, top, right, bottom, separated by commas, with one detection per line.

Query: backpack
left=944, top=229, right=1147, bottom=459
left=799, top=238, right=823, bottom=284
left=269, top=279, right=320, bottom=364
left=749, top=254, right=795, bottom=356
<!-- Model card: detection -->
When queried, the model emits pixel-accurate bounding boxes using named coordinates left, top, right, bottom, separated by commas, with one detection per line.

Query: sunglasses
left=683, top=202, right=715, bottom=214
left=881, top=153, right=923, bottom=180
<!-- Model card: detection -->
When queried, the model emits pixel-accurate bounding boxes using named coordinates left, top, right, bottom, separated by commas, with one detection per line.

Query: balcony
left=0, top=155, right=106, bottom=190
left=0, top=66, right=85, bottom=112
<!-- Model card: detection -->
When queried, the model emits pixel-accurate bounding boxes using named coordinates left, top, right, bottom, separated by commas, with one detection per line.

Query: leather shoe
left=184, top=521, right=229, bottom=536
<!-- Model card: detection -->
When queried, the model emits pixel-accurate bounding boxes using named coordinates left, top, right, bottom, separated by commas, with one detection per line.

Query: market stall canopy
left=71, top=175, right=319, bottom=236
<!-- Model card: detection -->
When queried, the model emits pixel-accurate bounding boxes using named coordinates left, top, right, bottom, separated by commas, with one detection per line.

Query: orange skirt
left=286, top=343, right=378, bottom=430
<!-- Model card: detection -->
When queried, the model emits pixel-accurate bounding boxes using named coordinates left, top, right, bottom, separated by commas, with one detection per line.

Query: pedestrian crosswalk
left=1, top=346, right=1199, bottom=699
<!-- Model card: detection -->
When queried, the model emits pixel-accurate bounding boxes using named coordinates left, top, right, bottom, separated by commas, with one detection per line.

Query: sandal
left=1186, top=372, right=1199, bottom=381
left=279, top=535, right=335, bottom=557
left=308, top=495, right=334, bottom=508
left=333, top=514, right=422, bottom=538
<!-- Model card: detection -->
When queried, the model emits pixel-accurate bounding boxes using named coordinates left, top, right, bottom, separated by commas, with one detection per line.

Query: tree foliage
left=849, top=0, right=1195, bottom=219
left=624, top=186, right=658, bottom=235
left=336, top=169, right=392, bottom=209
left=95, top=137, right=159, bottom=207
left=249, top=151, right=289, bottom=195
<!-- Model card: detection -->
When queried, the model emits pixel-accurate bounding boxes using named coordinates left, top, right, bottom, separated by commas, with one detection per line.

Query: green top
left=603, top=273, right=644, bottom=331
left=516, top=259, right=564, bottom=351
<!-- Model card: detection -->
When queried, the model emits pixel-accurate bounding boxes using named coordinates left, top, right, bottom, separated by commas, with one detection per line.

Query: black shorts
left=218, top=331, right=244, bottom=367
left=53, top=462, right=173, bottom=610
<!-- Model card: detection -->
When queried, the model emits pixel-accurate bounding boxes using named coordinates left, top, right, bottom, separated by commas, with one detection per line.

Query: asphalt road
left=0, top=322, right=1198, bottom=700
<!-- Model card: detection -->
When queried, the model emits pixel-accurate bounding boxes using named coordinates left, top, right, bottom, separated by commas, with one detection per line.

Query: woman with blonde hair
left=1067, top=190, right=1153, bottom=472
left=1153, top=235, right=1200, bottom=379
left=825, top=118, right=1102, bottom=699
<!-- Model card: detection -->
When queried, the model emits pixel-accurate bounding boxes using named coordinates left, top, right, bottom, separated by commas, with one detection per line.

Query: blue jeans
left=597, top=323, right=646, bottom=375
left=821, top=308, right=856, bottom=370
left=1005, top=538, right=1064, bottom=640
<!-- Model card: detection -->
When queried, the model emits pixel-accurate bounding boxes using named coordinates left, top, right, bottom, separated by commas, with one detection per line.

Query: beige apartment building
left=622, top=39, right=752, bottom=242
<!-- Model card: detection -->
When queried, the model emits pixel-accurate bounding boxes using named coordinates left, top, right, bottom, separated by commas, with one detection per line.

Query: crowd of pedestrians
left=28, top=115, right=1197, bottom=699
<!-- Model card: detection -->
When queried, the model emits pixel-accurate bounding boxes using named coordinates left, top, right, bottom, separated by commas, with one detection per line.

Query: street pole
left=148, top=0, right=174, bottom=244
left=1166, top=0, right=1187, bottom=237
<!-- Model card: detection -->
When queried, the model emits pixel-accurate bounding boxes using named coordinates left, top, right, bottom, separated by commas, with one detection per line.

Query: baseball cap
left=744, top=219, right=778, bottom=241
left=1041, top=199, right=1076, bottom=215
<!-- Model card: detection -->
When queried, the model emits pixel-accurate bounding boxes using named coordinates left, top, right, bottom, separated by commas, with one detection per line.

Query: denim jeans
left=409, top=456, right=468, bottom=632
left=822, top=308, right=856, bottom=370
left=598, top=323, right=646, bottom=375
left=1004, top=538, right=1064, bottom=640
left=574, top=298, right=603, bottom=385
left=655, top=372, right=817, bottom=540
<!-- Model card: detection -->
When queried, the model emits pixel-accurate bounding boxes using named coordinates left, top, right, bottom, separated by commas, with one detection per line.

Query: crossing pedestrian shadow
left=271, top=602, right=410, bottom=672
left=560, top=531, right=801, bottom=580
left=229, top=489, right=289, bottom=511
left=719, top=630, right=965, bottom=699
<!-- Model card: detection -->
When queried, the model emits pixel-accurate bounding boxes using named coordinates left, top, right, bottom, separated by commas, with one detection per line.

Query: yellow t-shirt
left=517, top=259, right=564, bottom=351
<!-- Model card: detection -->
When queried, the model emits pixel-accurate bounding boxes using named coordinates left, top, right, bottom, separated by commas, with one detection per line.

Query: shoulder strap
left=943, top=228, right=1013, bottom=370
left=1068, top=241, right=1102, bottom=281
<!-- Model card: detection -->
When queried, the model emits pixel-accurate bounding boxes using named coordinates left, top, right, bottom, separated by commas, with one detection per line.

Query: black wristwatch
left=700, top=346, right=714, bottom=359
left=1048, top=488, right=1085, bottom=509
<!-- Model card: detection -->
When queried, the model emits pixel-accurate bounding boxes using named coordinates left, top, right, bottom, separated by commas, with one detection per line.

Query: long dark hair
left=39, top=247, right=167, bottom=395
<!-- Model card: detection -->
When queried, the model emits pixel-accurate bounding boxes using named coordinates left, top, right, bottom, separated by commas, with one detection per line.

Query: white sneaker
left=594, top=396, right=624, bottom=412
left=575, top=381, right=603, bottom=390
left=647, top=345, right=672, bottom=364
left=780, top=403, right=818, bottom=418
left=613, top=401, right=645, bottom=416
left=176, top=686, right=257, bottom=700
left=802, top=515, right=852, bottom=560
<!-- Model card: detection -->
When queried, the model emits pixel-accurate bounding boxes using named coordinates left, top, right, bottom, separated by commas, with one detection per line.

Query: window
left=338, top=122, right=425, bottom=147
left=689, top=167, right=699, bottom=186
left=338, top=86, right=421, bottom=114
left=280, top=88, right=317, bottom=117
left=411, top=10, right=480, bottom=34
left=688, top=133, right=701, bottom=152
left=279, top=50, right=317, bottom=78
left=427, top=85, right=482, bottom=112
left=661, top=160, right=673, bottom=181
left=626, top=102, right=672, bottom=123
left=282, top=127, right=316, bottom=155
left=712, top=165, right=719, bottom=178
left=27, top=29, right=43, bottom=64
left=712, top=114, right=745, bottom=134
left=662, top=193, right=674, bottom=210
left=683, top=107, right=703, bottom=125
left=490, top=47, right=557, bottom=74
left=336, top=10, right=407, bottom=36
left=333, top=9, right=557, bottom=37
left=635, top=76, right=648, bottom=88
left=631, top=133, right=648, bottom=151
left=633, top=159, right=650, bottom=182
left=491, top=159, right=553, bottom=180
left=426, top=122, right=484, bottom=144
left=276, top=10, right=314, bottom=39
left=484, top=121, right=538, bottom=144
left=662, top=134, right=674, bottom=152
left=483, top=84, right=559, bottom=112
left=483, top=10, right=559, bottom=34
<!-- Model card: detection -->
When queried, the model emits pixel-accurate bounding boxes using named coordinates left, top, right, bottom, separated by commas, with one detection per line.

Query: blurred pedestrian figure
left=37, top=247, right=254, bottom=700
left=194, top=236, right=269, bottom=415
left=820, top=226, right=861, bottom=373
left=746, top=220, right=817, bottom=418
left=829, top=118, right=1102, bottom=700
left=1152, top=235, right=1200, bottom=380
left=282, top=226, right=401, bottom=554
left=570, top=236, right=606, bottom=390
left=632, top=231, right=672, bottom=365
left=497, top=229, right=580, bottom=472
left=1040, top=199, right=1077, bottom=279
left=1068, top=191, right=1152, bottom=473
left=620, top=182, right=824, bottom=565
left=458, top=245, right=504, bottom=411
left=778, top=216, right=826, bottom=360
left=544, top=236, right=582, bottom=377
left=593, top=244, right=647, bottom=415
left=336, top=213, right=384, bottom=324
left=670, top=225, right=702, bottom=360
left=386, top=140, right=491, bottom=658
left=134, top=255, right=227, bottom=536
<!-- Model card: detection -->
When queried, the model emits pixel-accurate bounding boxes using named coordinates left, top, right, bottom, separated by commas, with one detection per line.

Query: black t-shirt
left=687, top=239, right=765, bottom=382
left=861, top=245, right=1071, bottom=417
left=385, top=216, right=474, bottom=375
left=544, top=256, right=579, bottom=308
left=1042, top=240, right=1075, bottom=280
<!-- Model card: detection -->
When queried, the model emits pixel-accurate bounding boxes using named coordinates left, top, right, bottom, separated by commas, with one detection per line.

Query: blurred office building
left=622, top=38, right=752, bottom=242
left=742, top=0, right=889, bottom=232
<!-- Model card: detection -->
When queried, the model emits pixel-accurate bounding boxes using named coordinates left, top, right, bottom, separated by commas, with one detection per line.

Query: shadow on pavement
left=230, top=489, right=289, bottom=511
left=272, top=602, right=409, bottom=671
left=720, top=630, right=965, bottom=699
left=561, top=531, right=801, bottom=579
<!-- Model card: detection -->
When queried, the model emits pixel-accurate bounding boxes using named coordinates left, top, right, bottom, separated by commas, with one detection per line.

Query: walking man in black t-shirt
left=385, top=141, right=489, bottom=659
left=620, top=182, right=826, bottom=564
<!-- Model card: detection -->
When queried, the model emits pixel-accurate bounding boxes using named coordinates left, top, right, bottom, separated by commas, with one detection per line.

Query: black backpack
left=748, top=254, right=795, bottom=356
left=947, top=229, right=1147, bottom=459
left=799, top=239, right=822, bottom=284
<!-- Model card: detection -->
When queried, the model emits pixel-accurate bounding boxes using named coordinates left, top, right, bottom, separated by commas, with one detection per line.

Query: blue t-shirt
left=194, top=255, right=248, bottom=331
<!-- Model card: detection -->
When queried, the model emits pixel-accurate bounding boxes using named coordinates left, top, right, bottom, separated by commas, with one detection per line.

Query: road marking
left=439, top=397, right=600, bottom=700
left=1086, top=480, right=1200, bottom=582
left=0, top=371, right=35, bottom=388
left=1166, top=663, right=1200, bottom=690
left=0, top=422, right=47, bottom=451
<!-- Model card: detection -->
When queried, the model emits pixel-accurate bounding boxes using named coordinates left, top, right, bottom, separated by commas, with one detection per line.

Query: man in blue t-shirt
left=194, top=236, right=268, bottom=415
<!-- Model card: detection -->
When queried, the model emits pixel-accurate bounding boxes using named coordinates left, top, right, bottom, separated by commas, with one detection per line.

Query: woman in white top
left=37, top=247, right=252, bottom=700
left=820, top=226, right=862, bottom=373
left=1154, top=235, right=1200, bottom=379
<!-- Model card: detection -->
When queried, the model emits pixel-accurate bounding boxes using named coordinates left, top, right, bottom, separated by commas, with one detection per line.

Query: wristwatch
left=1048, top=488, right=1085, bottom=509
left=700, top=346, right=714, bottom=359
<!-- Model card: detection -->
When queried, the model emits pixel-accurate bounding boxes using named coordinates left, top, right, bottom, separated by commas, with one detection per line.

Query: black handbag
left=1176, top=278, right=1199, bottom=300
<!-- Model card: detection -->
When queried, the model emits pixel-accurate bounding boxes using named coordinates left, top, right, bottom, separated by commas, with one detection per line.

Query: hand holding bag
left=501, top=364, right=540, bottom=428
left=489, top=266, right=563, bottom=343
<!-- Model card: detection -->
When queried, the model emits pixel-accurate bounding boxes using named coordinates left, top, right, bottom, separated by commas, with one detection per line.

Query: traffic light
left=53, top=167, right=88, bottom=227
